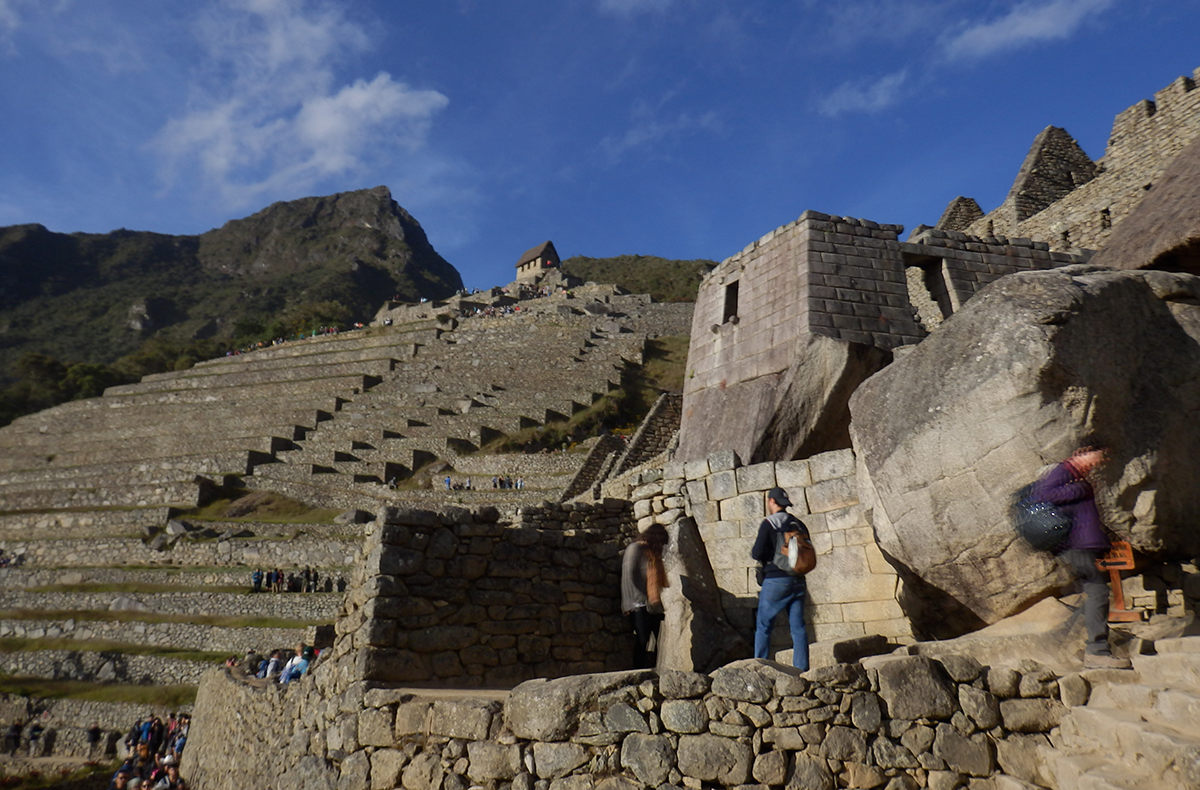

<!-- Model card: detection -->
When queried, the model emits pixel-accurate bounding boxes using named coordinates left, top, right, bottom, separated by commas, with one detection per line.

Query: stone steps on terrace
left=0, top=434, right=282, bottom=474
left=0, top=415, right=310, bottom=451
left=0, top=617, right=312, bottom=655
left=0, top=479, right=202, bottom=511
left=0, top=590, right=343, bottom=621
left=0, top=396, right=343, bottom=440
left=1046, top=636, right=1200, bottom=790
left=1, top=564, right=353, bottom=593
left=0, top=506, right=172, bottom=539
left=189, top=324, right=441, bottom=369
left=0, top=647, right=219, bottom=686
left=0, top=452, right=250, bottom=490
left=150, top=337, right=424, bottom=381
left=104, top=356, right=397, bottom=396
left=0, top=534, right=361, bottom=569
left=0, top=441, right=265, bottom=477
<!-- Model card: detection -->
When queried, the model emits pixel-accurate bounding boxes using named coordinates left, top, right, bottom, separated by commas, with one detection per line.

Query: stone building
left=515, top=240, right=561, bottom=281
left=954, top=66, right=1200, bottom=252
left=677, top=214, right=1086, bottom=463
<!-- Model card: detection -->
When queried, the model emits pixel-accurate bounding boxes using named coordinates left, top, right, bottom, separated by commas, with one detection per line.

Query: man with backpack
left=751, top=487, right=815, bottom=670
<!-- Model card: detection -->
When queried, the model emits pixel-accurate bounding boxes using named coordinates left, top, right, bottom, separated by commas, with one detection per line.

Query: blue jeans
left=755, top=575, right=808, bottom=670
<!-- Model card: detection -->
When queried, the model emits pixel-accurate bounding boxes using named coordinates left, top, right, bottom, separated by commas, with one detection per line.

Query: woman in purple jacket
left=1034, top=445, right=1130, bottom=669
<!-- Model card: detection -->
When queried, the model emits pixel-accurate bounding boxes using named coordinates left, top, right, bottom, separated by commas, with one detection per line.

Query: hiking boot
left=1084, top=653, right=1132, bottom=669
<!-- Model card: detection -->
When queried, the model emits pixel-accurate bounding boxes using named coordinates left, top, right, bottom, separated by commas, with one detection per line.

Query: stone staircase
left=249, top=310, right=644, bottom=501
left=1045, top=636, right=1200, bottom=789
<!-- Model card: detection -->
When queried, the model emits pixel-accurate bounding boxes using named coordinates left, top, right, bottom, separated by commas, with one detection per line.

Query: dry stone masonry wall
left=333, top=503, right=636, bottom=689
left=617, top=449, right=912, bottom=656
left=184, top=651, right=1090, bottom=790
left=964, top=66, right=1200, bottom=252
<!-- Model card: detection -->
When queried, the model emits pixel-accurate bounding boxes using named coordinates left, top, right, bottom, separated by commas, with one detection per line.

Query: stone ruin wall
left=183, top=629, right=1091, bottom=790
left=613, top=449, right=912, bottom=656
left=336, top=502, right=637, bottom=690
left=680, top=211, right=1088, bottom=462
left=965, top=67, right=1200, bottom=253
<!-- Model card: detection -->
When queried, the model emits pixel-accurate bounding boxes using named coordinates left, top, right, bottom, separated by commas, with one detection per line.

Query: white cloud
left=600, top=99, right=719, bottom=161
left=817, top=69, right=909, bottom=117
left=942, top=0, right=1116, bottom=61
left=598, top=0, right=674, bottom=16
left=154, top=0, right=448, bottom=210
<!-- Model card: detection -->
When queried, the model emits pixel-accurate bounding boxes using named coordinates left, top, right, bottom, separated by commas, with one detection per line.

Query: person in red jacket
left=1033, top=445, right=1131, bottom=669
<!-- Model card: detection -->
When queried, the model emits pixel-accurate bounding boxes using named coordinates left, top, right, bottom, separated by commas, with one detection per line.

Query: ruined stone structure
left=956, top=67, right=1200, bottom=253
left=678, top=213, right=1087, bottom=463
left=179, top=501, right=1200, bottom=790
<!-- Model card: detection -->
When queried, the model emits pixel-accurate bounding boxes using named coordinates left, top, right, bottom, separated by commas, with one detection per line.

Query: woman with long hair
left=620, top=523, right=670, bottom=668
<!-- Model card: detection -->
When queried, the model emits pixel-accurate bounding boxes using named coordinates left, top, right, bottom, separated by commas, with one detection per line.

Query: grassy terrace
left=27, top=583, right=247, bottom=594
left=0, top=638, right=227, bottom=664
left=0, top=678, right=198, bottom=707
left=0, top=609, right=327, bottom=630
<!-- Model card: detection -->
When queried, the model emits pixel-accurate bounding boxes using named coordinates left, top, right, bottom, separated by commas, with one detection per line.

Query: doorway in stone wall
left=904, top=254, right=957, bottom=332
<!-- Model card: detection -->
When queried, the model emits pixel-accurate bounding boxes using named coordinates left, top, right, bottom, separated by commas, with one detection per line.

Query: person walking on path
left=751, top=487, right=812, bottom=671
left=621, top=523, right=670, bottom=669
left=1033, top=444, right=1131, bottom=669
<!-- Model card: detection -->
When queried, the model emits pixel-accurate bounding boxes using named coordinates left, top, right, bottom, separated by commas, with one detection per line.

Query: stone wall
left=0, top=590, right=341, bottom=621
left=0, top=617, right=308, bottom=654
left=332, top=503, right=636, bottom=690
left=0, top=696, right=189, bottom=760
left=965, top=66, right=1200, bottom=252
left=617, top=449, right=911, bottom=658
left=0, top=535, right=359, bottom=569
left=0, top=649, right=213, bottom=686
left=183, top=651, right=1084, bottom=790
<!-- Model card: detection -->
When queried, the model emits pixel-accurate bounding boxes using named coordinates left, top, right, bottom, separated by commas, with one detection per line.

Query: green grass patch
left=0, top=759, right=122, bottom=789
left=178, top=488, right=341, bottom=523
left=0, top=638, right=227, bottom=663
left=0, top=677, right=196, bottom=707
left=0, top=609, right=327, bottom=630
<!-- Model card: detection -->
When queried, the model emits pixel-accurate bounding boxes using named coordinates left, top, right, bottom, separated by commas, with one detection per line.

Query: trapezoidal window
left=904, top=254, right=955, bottom=332
left=722, top=280, right=739, bottom=324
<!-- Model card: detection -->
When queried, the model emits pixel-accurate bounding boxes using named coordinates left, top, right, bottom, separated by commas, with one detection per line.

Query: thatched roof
left=515, top=240, right=559, bottom=268
left=1091, top=133, right=1200, bottom=273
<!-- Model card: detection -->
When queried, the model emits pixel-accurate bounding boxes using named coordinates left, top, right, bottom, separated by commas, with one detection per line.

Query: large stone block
left=736, top=462, right=776, bottom=493
left=851, top=267, right=1200, bottom=633
left=720, top=492, right=764, bottom=522
left=707, top=470, right=738, bottom=501
left=504, top=670, right=654, bottom=740
left=620, top=734, right=675, bottom=787
left=466, top=742, right=521, bottom=782
left=775, top=460, right=812, bottom=489
left=431, top=700, right=494, bottom=740
left=869, top=656, right=957, bottom=720
left=675, top=734, right=752, bottom=785
left=533, top=742, right=589, bottom=779
left=805, top=477, right=858, bottom=514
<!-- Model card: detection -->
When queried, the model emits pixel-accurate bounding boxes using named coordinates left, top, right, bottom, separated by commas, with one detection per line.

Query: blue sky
left=1, top=0, right=1198, bottom=291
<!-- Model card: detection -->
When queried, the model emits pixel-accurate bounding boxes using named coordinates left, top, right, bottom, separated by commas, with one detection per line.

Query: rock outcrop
left=1090, top=131, right=1200, bottom=274
left=850, top=264, right=1200, bottom=635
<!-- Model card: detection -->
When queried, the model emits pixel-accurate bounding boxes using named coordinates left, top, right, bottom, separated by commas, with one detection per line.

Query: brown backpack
left=772, top=518, right=816, bottom=575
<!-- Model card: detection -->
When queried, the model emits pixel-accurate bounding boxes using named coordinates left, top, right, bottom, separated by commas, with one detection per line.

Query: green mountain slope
left=0, top=186, right=462, bottom=383
left=560, top=254, right=716, bottom=302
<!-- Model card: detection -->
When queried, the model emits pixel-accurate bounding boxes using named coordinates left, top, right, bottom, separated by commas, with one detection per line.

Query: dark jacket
left=752, top=511, right=810, bottom=581
left=1033, top=461, right=1110, bottom=552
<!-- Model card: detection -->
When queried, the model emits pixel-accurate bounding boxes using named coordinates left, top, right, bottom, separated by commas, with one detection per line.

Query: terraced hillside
left=0, top=285, right=691, bottom=768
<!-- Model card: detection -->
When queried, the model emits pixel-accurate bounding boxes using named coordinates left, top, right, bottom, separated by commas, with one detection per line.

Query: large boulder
left=679, top=333, right=890, bottom=463
left=658, top=517, right=750, bottom=672
left=850, top=265, right=1200, bottom=634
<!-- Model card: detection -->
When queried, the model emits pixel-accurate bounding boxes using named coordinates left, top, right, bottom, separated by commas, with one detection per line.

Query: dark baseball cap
left=767, top=487, right=792, bottom=507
